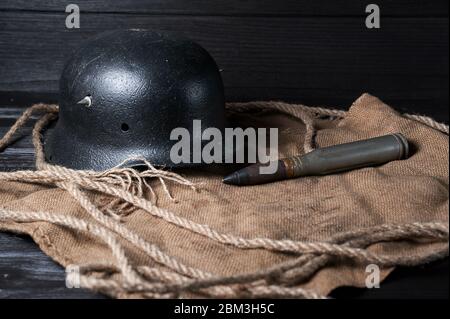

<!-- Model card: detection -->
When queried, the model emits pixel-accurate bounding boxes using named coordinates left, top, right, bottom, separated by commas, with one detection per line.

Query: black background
left=0, top=0, right=448, bottom=298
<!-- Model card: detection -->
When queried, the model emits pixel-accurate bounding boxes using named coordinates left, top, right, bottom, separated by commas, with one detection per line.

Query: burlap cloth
left=0, top=93, right=448, bottom=298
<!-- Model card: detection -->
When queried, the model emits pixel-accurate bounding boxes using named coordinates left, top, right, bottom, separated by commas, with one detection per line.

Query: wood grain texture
left=0, top=233, right=104, bottom=298
left=0, top=0, right=447, bottom=16
left=0, top=107, right=38, bottom=171
left=0, top=0, right=448, bottom=299
left=0, top=12, right=448, bottom=121
left=331, top=258, right=449, bottom=299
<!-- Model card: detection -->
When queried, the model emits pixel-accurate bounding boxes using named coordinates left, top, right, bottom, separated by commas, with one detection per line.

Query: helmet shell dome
left=44, top=29, right=225, bottom=170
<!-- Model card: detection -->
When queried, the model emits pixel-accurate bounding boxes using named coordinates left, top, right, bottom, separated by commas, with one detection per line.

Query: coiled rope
left=0, top=101, right=448, bottom=298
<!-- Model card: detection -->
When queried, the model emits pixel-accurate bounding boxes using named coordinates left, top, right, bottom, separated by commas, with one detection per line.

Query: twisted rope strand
left=226, top=101, right=449, bottom=134
left=16, top=163, right=444, bottom=262
left=59, top=181, right=213, bottom=280
left=0, top=208, right=324, bottom=299
left=0, top=103, right=58, bottom=152
left=0, top=102, right=448, bottom=298
left=1, top=208, right=447, bottom=298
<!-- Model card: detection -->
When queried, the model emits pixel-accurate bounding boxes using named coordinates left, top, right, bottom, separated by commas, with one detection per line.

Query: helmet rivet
left=77, top=95, right=92, bottom=108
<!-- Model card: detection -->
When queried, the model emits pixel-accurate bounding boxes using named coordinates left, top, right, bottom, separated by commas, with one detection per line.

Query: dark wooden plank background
left=0, top=0, right=448, bottom=120
left=0, top=0, right=448, bottom=299
left=0, top=0, right=448, bottom=16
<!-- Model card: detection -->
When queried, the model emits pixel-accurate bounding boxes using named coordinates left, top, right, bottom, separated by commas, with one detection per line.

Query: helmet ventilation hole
left=121, top=123, right=130, bottom=132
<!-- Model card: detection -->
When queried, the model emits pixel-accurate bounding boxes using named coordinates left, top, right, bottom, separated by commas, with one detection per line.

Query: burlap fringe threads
left=0, top=102, right=448, bottom=299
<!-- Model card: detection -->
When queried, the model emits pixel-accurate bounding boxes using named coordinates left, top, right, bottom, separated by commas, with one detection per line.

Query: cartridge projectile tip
left=222, top=173, right=238, bottom=185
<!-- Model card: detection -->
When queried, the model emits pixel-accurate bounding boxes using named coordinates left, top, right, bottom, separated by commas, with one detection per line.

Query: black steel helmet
left=44, top=29, right=225, bottom=171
